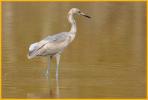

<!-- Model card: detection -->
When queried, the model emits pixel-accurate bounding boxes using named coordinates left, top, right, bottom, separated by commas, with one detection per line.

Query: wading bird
left=28, top=8, right=91, bottom=79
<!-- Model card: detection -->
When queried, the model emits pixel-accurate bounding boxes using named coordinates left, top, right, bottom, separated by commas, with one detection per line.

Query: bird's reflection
left=46, top=74, right=60, bottom=98
left=27, top=74, right=60, bottom=98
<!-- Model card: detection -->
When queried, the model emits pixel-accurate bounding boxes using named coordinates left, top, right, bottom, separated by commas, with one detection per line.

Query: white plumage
left=28, top=8, right=91, bottom=79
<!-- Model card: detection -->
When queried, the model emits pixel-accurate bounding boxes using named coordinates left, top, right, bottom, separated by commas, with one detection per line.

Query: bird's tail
left=27, top=42, right=39, bottom=59
left=27, top=54, right=33, bottom=59
left=27, top=53, right=36, bottom=59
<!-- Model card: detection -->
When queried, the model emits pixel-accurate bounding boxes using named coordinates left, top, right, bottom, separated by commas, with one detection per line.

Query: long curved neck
left=68, top=13, right=77, bottom=34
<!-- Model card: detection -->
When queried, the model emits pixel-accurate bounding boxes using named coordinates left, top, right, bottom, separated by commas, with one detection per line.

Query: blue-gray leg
left=45, top=56, right=51, bottom=77
left=56, top=75, right=60, bottom=97
left=56, top=54, right=61, bottom=80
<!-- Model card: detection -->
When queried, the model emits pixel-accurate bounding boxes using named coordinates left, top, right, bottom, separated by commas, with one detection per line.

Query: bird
left=27, top=8, right=91, bottom=79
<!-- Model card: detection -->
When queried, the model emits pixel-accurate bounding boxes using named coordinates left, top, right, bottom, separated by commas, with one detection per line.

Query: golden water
left=2, top=2, right=146, bottom=98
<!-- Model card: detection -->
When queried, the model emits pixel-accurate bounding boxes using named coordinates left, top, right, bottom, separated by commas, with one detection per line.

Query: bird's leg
left=55, top=54, right=61, bottom=80
left=56, top=75, right=60, bottom=97
left=45, top=56, right=51, bottom=77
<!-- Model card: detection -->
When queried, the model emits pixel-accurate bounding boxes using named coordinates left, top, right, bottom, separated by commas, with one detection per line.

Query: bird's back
left=28, top=32, right=71, bottom=59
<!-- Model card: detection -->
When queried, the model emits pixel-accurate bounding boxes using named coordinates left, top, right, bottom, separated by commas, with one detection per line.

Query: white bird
left=28, top=8, right=91, bottom=79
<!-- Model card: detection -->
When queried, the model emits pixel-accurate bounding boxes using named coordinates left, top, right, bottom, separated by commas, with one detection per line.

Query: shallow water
left=2, top=2, right=146, bottom=98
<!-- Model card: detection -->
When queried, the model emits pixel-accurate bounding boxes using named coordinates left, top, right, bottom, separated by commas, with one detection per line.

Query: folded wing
left=28, top=32, right=68, bottom=59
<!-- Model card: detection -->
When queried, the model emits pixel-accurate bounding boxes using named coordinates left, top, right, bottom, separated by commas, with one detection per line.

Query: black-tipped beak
left=83, top=14, right=91, bottom=18
left=80, top=12, right=91, bottom=18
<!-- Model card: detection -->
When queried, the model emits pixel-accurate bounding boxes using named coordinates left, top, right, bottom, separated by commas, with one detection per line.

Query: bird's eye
left=78, top=11, right=81, bottom=13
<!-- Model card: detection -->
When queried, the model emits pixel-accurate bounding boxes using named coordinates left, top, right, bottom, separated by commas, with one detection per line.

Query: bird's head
left=68, top=8, right=91, bottom=18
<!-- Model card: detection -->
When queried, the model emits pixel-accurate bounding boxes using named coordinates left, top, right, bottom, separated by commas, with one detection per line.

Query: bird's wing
left=28, top=32, right=68, bottom=59
left=42, top=32, right=68, bottom=43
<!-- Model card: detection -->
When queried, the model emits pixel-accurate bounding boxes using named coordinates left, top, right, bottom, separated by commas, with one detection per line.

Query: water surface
left=2, top=2, right=146, bottom=98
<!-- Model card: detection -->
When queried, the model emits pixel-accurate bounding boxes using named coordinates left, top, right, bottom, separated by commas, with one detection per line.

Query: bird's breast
left=68, top=34, right=75, bottom=43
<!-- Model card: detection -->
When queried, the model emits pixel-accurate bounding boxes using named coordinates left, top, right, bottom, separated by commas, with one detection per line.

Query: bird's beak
left=80, top=12, right=91, bottom=18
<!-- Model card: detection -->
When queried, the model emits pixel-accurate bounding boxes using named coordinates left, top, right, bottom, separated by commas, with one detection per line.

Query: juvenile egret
left=28, top=8, right=91, bottom=79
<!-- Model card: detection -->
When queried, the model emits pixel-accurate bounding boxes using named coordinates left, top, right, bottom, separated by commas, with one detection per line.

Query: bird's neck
left=68, top=13, right=77, bottom=34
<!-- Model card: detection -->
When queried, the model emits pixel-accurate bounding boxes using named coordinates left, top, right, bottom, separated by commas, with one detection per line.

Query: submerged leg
left=45, top=56, right=51, bottom=77
left=55, top=54, right=61, bottom=80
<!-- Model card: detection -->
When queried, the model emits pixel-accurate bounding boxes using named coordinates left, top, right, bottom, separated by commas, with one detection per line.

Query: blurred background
left=2, top=2, right=146, bottom=98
